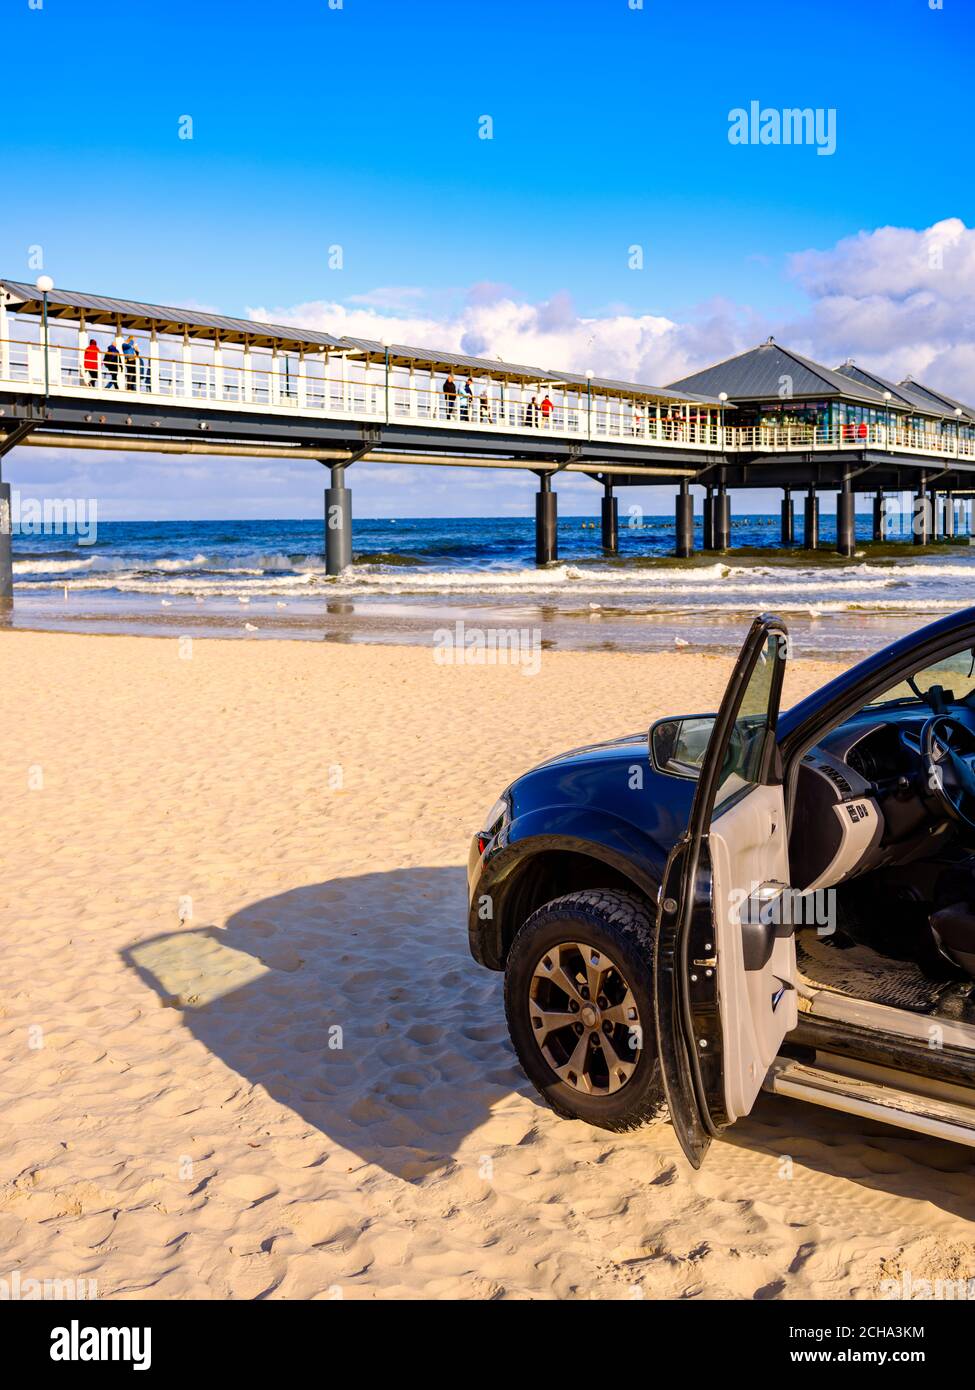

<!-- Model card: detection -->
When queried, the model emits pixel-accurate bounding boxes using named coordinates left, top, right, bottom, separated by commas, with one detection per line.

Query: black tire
left=504, top=889, right=666, bottom=1131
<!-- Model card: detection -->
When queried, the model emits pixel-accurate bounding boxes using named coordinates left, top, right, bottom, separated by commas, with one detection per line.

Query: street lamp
left=586, top=369, right=594, bottom=439
left=380, top=336, right=390, bottom=423
left=718, top=390, right=728, bottom=443
left=36, top=274, right=54, bottom=398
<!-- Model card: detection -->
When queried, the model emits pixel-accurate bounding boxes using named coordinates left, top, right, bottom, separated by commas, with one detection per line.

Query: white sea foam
left=15, top=548, right=975, bottom=623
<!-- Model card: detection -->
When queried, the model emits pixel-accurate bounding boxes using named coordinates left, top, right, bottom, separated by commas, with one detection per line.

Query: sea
left=7, top=513, right=975, bottom=659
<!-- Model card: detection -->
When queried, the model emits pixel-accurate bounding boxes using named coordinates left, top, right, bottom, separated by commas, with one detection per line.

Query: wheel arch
left=470, top=818, right=663, bottom=971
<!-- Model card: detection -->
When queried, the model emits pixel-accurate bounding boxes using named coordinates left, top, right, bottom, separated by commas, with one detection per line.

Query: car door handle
left=741, top=881, right=793, bottom=929
left=740, top=882, right=796, bottom=971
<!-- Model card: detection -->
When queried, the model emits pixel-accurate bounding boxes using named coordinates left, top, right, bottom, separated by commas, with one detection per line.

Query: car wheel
left=504, top=889, right=666, bottom=1131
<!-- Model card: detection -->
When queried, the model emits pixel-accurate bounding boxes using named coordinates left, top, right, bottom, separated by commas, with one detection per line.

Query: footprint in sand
left=221, top=1175, right=278, bottom=1206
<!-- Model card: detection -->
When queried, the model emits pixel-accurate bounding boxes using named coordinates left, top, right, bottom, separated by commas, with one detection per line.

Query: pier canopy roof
left=0, top=277, right=727, bottom=410
left=667, top=339, right=892, bottom=407
left=834, top=362, right=966, bottom=421
left=897, top=377, right=975, bottom=426
left=0, top=278, right=348, bottom=351
left=333, top=336, right=726, bottom=407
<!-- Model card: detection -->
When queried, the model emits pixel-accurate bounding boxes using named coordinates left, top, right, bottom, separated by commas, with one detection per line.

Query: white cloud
left=253, top=217, right=975, bottom=402
left=783, top=217, right=975, bottom=397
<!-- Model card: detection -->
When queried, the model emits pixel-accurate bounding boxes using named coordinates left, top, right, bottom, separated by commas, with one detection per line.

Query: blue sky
left=3, top=0, right=973, bottom=518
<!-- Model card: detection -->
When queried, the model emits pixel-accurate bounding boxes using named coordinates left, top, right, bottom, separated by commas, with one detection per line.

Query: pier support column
left=780, top=487, right=794, bottom=546
left=913, top=475, right=929, bottom=545
left=675, top=480, right=694, bottom=558
left=872, top=490, right=886, bottom=543
left=929, top=485, right=941, bottom=542
left=600, top=480, right=618, bottom=554
left=836, top=482, right=856, bottom=557
left=713, top=484, right=731, bottom=551
left=702, top=486, right=714, bottom=550
left=803, top=486, right=819, bottom=550
left=535, top=473, right=558, bottom=566
left=0, top=480, right=11, bottom=604
left=946, top=492, right=956, bottom=539
left=325, top=464, right=353, bottom=575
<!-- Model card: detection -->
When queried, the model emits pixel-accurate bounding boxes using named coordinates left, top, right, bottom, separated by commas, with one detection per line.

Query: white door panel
left=710, top=783, right=796, bottom=1120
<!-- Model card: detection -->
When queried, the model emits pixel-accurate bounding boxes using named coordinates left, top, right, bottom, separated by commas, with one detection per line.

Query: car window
left=712, top=634, right=780, bottom=811
left=866, top=646, right=975, bottom=708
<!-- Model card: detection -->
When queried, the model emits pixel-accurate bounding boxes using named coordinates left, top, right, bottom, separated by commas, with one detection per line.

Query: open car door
left=654, top=614, right=798, bottom=1167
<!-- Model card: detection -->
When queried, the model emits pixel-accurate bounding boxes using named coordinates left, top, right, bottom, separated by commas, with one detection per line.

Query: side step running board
left=766, top=1057, right=975, bottom=1148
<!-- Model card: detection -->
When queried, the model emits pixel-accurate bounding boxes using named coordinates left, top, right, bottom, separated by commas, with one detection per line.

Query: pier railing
left=2, top=334, right=973, bottom=464
left=0, top=334, right=726, bottom=450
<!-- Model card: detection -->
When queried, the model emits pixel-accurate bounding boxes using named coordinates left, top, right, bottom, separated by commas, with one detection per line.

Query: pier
left=2, top=278, right=974, bottom=600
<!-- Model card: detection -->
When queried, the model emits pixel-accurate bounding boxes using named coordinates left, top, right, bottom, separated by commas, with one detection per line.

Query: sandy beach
left=1, top=629, right=973, bottom=1301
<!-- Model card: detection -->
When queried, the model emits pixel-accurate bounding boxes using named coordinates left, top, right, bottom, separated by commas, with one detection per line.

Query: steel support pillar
left=836, top=482, right=855, bottom=557
left=600, top=480, right=618, bottom=554
left=780, top=487, right=794, bottom=546
left=325, top=463, right=353, bottom=575
left=0, top=481, right=11, bottom=603
left=929, top=486, right=941, bottom=542
left=713, top=485, right=731, bottom=551
left=536, top=473, right=557, bottom=565
left=946, top=492, right=955, bottom=539
left=803, top=486, right=819, bottom=550
left=872, top=491, right=885, bottom=543
left=675, top=481, right=693, bottom=558
left=702, top=486, right=714, bottom=550
left=913, top=475, right=929, bottom=545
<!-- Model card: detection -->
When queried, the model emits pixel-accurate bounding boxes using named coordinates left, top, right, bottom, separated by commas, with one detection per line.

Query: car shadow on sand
left=122, top=864, right=975, bottom=1214
left=121, top=866, right=534, bottom=1182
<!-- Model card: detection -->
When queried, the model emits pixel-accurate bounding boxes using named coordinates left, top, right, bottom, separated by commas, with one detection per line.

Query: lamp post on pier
left=381, top=337, right=390, bottom=424
left=36, top=274, right=54, bottom=399
left=586, top=369, right=593, bottom=440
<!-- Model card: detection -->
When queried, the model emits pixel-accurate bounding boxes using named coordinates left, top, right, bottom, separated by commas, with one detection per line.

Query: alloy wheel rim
left=528, top=940, right=642, bottom=1095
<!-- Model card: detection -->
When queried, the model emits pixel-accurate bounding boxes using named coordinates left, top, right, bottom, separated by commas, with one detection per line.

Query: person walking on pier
left=540, top=393, right=554, bottom=428
left=463, top=375, right=474, bottom=422
left=83, top=337, right=100, bottom=388
left=479, top=387, right=492, bottom=424
left=103, top=338, right=121, bottom=389
left=443, top=371, right=458, bottom=419
left=122, top=335, right=139, bottom=391
left=525, top=394, right=540, bottom=427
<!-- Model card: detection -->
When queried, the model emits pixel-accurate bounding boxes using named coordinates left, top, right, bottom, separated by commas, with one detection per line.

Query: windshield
left=866, top=646, right=975, bottom=708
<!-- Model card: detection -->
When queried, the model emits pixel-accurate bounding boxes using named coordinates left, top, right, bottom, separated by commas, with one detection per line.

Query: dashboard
left=788, top=703, right=973, bottom=893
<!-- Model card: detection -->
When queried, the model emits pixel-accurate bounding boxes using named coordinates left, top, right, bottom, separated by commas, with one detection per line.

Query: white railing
left=2, top=336, right=973, bottom=463
left=727, top=421, right=975, bottom=459
left=0, top=335, right=724, bottom=451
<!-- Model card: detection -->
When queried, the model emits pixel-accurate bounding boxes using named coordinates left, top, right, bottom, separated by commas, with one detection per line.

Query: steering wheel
left=920, top=715, right=975, bottom=835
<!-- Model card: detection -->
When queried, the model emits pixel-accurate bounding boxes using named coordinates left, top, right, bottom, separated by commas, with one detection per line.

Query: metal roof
left=0, top=279, right=347, bottom=350
left=339, top=336, right=725, bottom=405
left=0, top=278, right=727, bottom=407
left=898, top=377, right=975, bottom=424
left=667, top=340, right=892, bottom=406
left=832, top=362, right=942, bottom=416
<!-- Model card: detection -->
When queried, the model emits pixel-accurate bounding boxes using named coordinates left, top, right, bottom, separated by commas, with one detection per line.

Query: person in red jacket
left=83, top=337, right=99, bottom=387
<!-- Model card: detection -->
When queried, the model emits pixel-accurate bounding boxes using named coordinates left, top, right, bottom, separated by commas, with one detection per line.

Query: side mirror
left=650, top=714, right=717, bottom=779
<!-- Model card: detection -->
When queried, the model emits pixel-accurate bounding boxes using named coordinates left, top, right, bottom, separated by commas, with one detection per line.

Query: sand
left=0, top=629, right=973, bottom=1300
